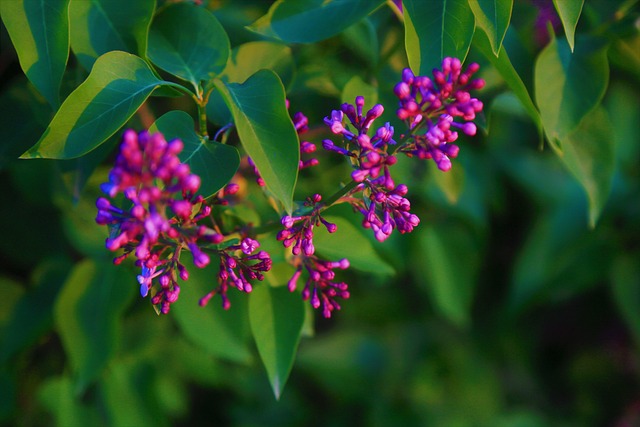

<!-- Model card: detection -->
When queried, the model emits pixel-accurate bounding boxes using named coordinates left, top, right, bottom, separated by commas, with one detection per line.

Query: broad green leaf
left=248, top=0, right=385, bottom=43
left=534, top=36, right=609, bottom=147
left=341, top=75, right=379, bottom=110
left=214, top=70, right=299, bottom=214
left=148, top=3, right=229, bottom=90
left=249, top=285, right=305, bottom=399
left=314, top=216, right=395, bottom=276
left=149, top=111, right=240, bottom=198
left=69, top=0, right=155, bottom=71
left=416, top=223, right=479, bottom=326
left=54, top=259, right=134, bottom=391
left=38, top=376, right=101, bottom=427
left=404, top=0, right=475, bottom=75
left=467, top=0, right=513, bottom=55
left=552, top=0, right=584, bottom=52
left=21, top=51, right=174, bottom=159
left=473, top=30, right=542, bottom=135
left=222, top=41, right=295, bottom=87
left=611, top=254, right=640, bottom=347
left=172, top=257, right=252, bottom=364
left=0, top=0, right=69, bottom=108
left=0, top=258, right=71, bottom=364
left=556, top=107, right=615, bottom=227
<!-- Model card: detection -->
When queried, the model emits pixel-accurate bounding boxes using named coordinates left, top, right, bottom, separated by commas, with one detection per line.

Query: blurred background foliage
left=1, top=0, right=640, bottom=426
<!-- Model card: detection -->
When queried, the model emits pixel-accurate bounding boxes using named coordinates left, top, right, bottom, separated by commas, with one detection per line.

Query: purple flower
left=276, top=194, right=337, bottom=256
left=97, top=130, right=215, bottom=314
left=199, top=237, right=272, bottom=310
left=287, top=255, right=350, bottom=318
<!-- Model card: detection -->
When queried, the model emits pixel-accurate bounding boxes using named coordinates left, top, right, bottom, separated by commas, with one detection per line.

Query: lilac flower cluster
left=277, top=194, right=337, bottom=256
left=199, top=237, right=272, bottom=309
left=288, top=255, right=350, bottom=318
left=96, top=130, right=270, bottom=313
left=394, top=58, right=485, bottom=171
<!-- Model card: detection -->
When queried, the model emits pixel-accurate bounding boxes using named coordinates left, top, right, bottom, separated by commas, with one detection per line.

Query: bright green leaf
left=54, top=259, right=134, bottom=391
left=341, top=75, right=378, bottom=109
left=249, top=285, right=305, bottom=399
left=214, top=70, right=299, bottom=214
left=314, top=216, right=395, bottom=276
left=148, top=3, right=229, bottom=89
left=534, top=35, right=609, bottom=147
left=172, top=257, right=252, bottom=364
left=473, top=29, right=542, bottom=135
left=417, top=223, right=479, bottom=326
left=69, top=0, right=155, bottom=71
left=248, top=0, right=385, bottom=43
left=21, top=51, right=175, bottom=159
left=556, top=107, right=615, bottom=227
left=149, top=111, right=240, bottom=198
left=222, top=41, right=295, bottom=87
left=404, top=0, right=475, bottom=75
left=467, top=0, right=513, bottom=55
left=0, top=0, right=69, bottom=108
left=552, top=0, right=584, bottom=52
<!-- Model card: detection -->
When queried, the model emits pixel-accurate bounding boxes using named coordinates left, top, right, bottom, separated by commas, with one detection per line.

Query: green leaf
left=248, top=0, right=385, bottom=43
left=314, top=215, right=395, bottom=276
left=534, top=35, right=609, bottom=147
left=611, top=254, right=640, bottom=347
left=430, top=160, right=465, bottom=204
left=341, top=75, right=378, bottom=109
left=416, top=223, right=479, bottom=326
left=552, top=0, right=584, bottom=52
left=249, top=285, right=305, bottom=399
left=214, top=70, right=299, bottom=214
left=467, top=0, right=513, bottom=55
left=21, top=51, right=172, bottom=159
left=556, top=107, right=615, bottom=227
left=342, top=18, right=379, bottom=67
left=69, top=0, right=155, bottom=71
left=172, top=257, right=252, bottom=364
left=148, top=3, right=229, bottom=89
left=222, top=41, right=295, bottom=87
left=0, top=258, right=71, bottom=364
left=0, top=0, right=69, bottom=108
left=403, top=0, right=475, bottom=75
left=473, top=30, right=542, bottom=135
left=149, top=111, right=240, bottom=198
left=54, top=259, right=134, bottom=391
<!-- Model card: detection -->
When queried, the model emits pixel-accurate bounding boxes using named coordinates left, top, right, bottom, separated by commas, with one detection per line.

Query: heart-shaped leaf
left=148, top=3, right=229, bottom=89
left=149, top=111, right=240, bottom=198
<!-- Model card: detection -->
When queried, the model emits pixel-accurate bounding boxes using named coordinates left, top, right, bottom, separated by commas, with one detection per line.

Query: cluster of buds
left=357, top=183, right=419, bottom=242
left=199, top=238, right=272, bottom=309
left=288, top=256, right=350, bottom=318
left=394, top=57, right=484, bottom=171
left=96, top=130, right=270, bottom=313
left=277, top=194, right=337, bottom=256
